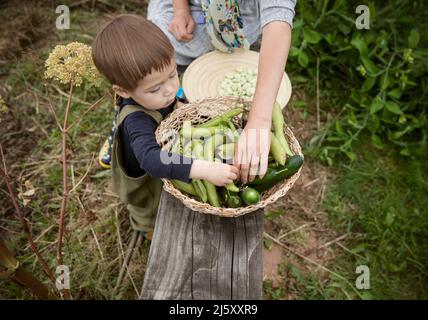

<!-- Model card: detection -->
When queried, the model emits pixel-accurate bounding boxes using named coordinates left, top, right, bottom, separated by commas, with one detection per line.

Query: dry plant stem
left=68, top=95, right=105, bottom=131
left=316, top=55, right=320, bottom=129
left=56, top=83, right=73, bottom=266
left=0, top=239, right=56, bottom=299
left=114, top=230, right=138, bottom=295
left=0, top=153, right=56, bottom=286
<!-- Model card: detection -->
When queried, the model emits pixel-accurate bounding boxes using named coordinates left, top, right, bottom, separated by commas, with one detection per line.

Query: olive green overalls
left=111, top=104, right=167, bottom=232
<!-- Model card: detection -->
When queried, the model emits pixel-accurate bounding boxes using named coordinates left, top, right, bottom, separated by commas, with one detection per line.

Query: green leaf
left=387, top=88, right=402, bottom=99
left=298, top=50, right=309, bottom=67
left=345, top=150, right=357, bottom=161
left=351, top=37, right=368, bottom=56
left=361, top=76, right=376, bottom=92
left=369, top=115, right=380, bottom=132
left=335, top=120, right=345, bottom=135
left=303, top=28, right=322, bottom=44
left=361, top=56, right=380, bottom=74
left=408, top=29, right=420, bottom=49
left=289, top=46, right=300, bottom=57
left=292, top=100, right=307, bottom=108
left=370, top=96, right=384, bottom=114
left=324, top=33, right=335, bottom=45
left=385, top=101, right=403, bottom=115
left=338, top=23, right=351, bottom=35
left=293, top=75, right=309, bottom=83
left=351, top=90, right=362, bottom=104
left=371, top=134, right=384, bottom=149
left=400, top=148, right=411, bottom=156
left=385, top=210, right=395, bottom=226
left=381, top=73, right=392, bottom=91
left=263, top=238, right=272, bottom=250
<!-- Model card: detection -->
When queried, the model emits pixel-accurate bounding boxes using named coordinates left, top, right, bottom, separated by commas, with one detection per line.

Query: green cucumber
left=249, top=155, right=304, bottom=192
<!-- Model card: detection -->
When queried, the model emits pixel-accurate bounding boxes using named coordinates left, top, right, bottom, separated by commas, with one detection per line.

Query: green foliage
left=323, top=147, right=428, bottom=299
left=287, top=0, right=428, bottom=163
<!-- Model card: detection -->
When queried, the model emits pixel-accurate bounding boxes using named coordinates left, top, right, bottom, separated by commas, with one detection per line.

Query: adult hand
left=233, top=113, right=271, bottom=184
left=168, top=9, right=196, bottom=42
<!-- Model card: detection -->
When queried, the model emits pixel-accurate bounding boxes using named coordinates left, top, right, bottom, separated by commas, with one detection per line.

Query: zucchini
left=249, top=155, right=304, bottom=192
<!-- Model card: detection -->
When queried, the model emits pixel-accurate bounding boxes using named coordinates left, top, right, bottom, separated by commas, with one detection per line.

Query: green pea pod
left=191, top=127, right=222, bottom=140
left=204, top=133, right=225, bottom=161
left=171, top=180, right=197, bottom=197
left=182, top=140, right=193, bottom=157
left=192, top=179, right=208, bottom=202
left=200, top=134, right=224, bottom=207
left=203, top=180, right=221, bottom=207
left=197, top=107, right=243, bottom=128
left=217, top=143, right=235, bottom=160
left=171, top=138, right=182, bottom=154
left=225, top=182, right=239, bottom=193
left=227, top=120, right=240, bottom=141
left=270, top=132, right=286, bottom=165
left=182, top=120, right=192, bottom=140
left=272, top=102, right=293, bottom=157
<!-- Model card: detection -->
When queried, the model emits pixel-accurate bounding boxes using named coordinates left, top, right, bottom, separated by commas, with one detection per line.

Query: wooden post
left=140, top=190, right=264, bottom=300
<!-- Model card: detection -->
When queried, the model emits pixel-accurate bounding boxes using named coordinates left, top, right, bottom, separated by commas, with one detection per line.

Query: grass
left=0, top=1, right=149, bottom=300
left=320, top=144, right=428, bottom=299
left=1, top=1, right=427, bottom=300
left=263, top=144, right=427, bottom=300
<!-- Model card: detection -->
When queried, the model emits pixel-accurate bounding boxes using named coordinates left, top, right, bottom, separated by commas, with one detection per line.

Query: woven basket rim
left=155, top=96, right=303, bottom=217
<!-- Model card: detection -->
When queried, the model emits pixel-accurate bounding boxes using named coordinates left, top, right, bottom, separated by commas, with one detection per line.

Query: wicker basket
left=155, top=96, right=303, bottom=217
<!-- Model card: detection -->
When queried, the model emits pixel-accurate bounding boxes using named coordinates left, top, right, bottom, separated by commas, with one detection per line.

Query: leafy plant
left=287, top=0, right=427, bottom=163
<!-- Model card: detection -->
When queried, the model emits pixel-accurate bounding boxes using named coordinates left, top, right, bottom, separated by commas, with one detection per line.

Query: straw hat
left=182, top=49, right=292, bottom=109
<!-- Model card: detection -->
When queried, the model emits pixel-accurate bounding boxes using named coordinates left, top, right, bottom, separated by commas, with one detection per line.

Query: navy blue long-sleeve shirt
left=118, top=97, right=194, bottom=182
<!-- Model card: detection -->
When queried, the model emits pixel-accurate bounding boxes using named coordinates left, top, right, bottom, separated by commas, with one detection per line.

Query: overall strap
left=117, top=104, right=164, bottom=127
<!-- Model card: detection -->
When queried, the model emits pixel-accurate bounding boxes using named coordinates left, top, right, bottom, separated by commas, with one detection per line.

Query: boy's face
left=114, top=58, right=180, bottom=109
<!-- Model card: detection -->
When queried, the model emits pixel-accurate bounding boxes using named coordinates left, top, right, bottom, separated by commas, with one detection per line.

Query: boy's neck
left=117, top=96, right=177, bottom=110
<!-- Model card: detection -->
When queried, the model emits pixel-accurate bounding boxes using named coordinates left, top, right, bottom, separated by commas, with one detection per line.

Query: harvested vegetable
left=272, top=102, right=293, bottom=157
left=171, top=180, right=197, bottom=197
left=220, top=68, right=257, bottom=99
left=241, top=187, right=261, bottom=205
left=168, top=101, right=301, bottom=209
left=249, top=155, right=304, bottom=192
left=270, top=132, right=286, bottom=165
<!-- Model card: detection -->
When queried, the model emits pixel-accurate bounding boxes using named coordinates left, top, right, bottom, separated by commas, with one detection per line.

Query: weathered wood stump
left=140, top=190, right=264, bottom=300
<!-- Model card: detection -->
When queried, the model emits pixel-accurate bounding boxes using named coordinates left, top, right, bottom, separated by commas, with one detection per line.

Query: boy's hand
left=168, top=9, right=195, bottom=42
left=190, top=160, right=239, bottom=187
left=205, top=162, right=239, bottom=186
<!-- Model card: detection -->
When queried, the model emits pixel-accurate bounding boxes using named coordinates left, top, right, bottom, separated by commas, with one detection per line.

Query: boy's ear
left=112, top=85, right=131, bottom=98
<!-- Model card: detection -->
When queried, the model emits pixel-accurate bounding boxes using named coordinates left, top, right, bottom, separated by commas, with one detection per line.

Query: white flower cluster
left=45, top=42, right=101, bottom=87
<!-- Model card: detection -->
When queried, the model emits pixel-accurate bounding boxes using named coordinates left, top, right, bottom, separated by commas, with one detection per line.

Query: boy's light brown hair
left=92, top=14, right=174, bottom=91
